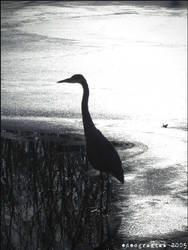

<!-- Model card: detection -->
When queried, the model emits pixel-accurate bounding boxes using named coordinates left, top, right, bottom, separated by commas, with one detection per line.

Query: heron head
left=57, top=74, right=86, bottom=84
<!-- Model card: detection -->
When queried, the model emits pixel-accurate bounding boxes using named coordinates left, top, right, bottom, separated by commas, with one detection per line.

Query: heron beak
left=57, top=77, right=72, bottom=83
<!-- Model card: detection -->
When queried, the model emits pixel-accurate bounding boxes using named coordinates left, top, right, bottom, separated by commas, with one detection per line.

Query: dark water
left=1, top=130, right=187, bottom=250
left=1, top=130, right=133, bottom=250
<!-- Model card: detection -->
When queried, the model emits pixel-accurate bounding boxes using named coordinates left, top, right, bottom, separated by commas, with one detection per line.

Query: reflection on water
left=1, top=128, right=187, bottom=249
left=1, top=131, right=124, bottom=250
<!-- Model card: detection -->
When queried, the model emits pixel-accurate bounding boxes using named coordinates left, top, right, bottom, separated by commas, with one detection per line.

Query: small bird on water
left=57, top=74, right=124, bottom=183
left=162, top=123, right=168, bottom=128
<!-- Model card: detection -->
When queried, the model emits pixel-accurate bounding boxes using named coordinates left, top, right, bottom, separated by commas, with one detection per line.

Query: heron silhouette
left=57, top=74, right=124, bottom=183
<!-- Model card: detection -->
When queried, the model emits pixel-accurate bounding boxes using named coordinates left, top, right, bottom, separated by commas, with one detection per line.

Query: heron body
left=57, top=74, right=124, bottom=183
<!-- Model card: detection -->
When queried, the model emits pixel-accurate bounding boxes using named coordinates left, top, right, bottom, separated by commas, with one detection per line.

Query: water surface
left=1, top=0, right=187, bottom=247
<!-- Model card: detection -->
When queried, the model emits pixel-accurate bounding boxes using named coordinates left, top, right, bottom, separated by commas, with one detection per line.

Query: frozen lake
left=1, top=0, right=187, bottom=247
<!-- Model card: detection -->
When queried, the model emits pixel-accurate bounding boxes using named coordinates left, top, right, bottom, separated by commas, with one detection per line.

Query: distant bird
left=57, top=74, right=124, bottom=183
left=162, top=124, right=168, bottom=128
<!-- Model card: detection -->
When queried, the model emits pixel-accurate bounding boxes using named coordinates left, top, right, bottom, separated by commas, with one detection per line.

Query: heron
left=57, top=74, right=124, bottom=184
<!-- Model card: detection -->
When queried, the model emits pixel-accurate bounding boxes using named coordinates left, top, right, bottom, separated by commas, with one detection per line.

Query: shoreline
left=1, top=126, right=187, bottom=249
left=1, top=115, right=136, bottom=150
left=1, top=127, right=135, bottom=151
left=1, top=115, right=81, bottom=135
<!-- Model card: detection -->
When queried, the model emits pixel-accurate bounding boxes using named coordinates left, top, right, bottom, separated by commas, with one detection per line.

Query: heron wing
left=86, top=128, right=123, bottom=178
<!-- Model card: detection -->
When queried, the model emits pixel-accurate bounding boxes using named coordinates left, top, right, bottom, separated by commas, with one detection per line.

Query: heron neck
left=81, top=80, right=95, bottom=133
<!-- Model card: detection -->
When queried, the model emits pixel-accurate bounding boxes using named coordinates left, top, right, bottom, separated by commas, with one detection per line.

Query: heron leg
left=85, top=153, right=89, bottom=170
left=105, top=174, right=111, bottom=214
left=99, top=171, right=104, bottom=244
left=105, top=214, right=111, bottom=242
left=99, top=173, right=112, bottom=244
left=105, top=174, right=111, bottom=240
left=100, top=171, right=104, bottom=212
